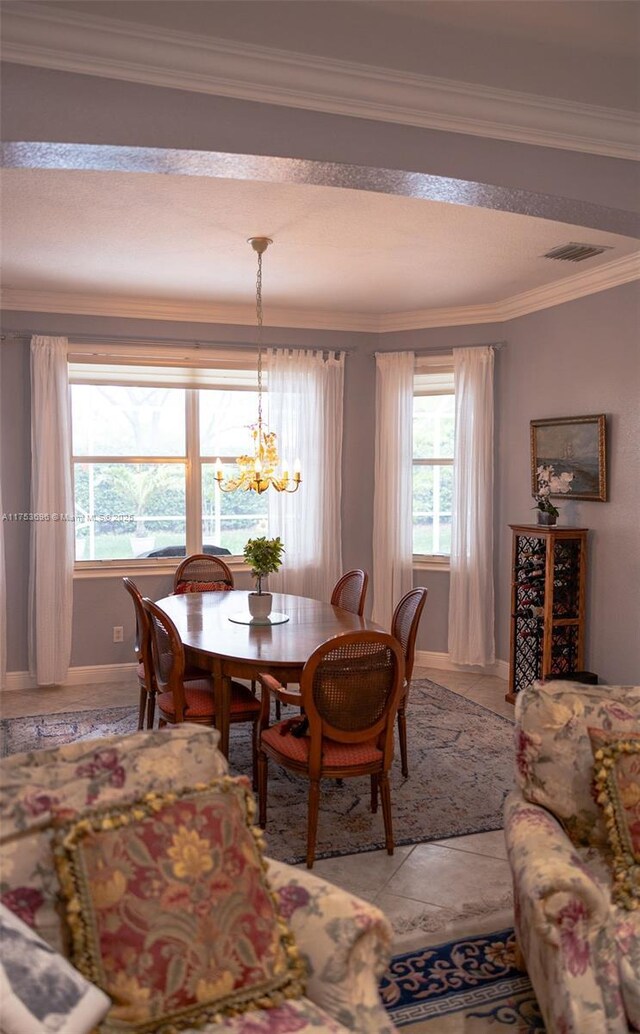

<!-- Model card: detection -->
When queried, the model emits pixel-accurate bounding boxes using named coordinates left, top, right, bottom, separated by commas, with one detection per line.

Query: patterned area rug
left=381, top=925, right=544, bottom=1032
left=0, top=680, right=515, bottom=865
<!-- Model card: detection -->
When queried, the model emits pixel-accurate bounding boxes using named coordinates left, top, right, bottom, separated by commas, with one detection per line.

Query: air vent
left=542, top=242, right=613, bottom=263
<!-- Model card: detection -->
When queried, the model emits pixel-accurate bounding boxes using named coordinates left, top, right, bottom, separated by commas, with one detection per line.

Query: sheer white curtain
left=0, top=387, right=5, bottom=691
left=448, top=346, right=495, bottom=666
left=372, top=351, right=414, bottom=629
left=267, top=348, right=344, bottom=602
left=29, top=336, right=75, bottom=685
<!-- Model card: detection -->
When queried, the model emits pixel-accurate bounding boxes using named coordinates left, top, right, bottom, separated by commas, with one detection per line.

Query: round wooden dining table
left=155, top=590, right=383, bottom=757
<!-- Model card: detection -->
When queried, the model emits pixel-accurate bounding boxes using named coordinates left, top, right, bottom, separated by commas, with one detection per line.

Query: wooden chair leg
left=258, top=750, right=268, bottom=828
left=146, top=691, right=156, bottom=730
left=251, top=720, right=259, bottom=792
left=275, top=680, right=288, bottom=720
left=379, top=772, right=394, bottom=855
left=307, top=779, right=321, bottom=868
left=370, top=774, right=378, bottom=813
left=398, top=704, right=409, bottom=778
left=137, top=686, right=146, bottom=731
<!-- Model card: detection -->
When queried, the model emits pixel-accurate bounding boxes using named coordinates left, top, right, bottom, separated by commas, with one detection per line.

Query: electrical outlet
left=112, top=626, right=124, bottom=643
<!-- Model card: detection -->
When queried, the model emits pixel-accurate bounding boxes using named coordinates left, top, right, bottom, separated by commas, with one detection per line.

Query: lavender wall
left=495, top=285, right=640, bottom=684
left=379, top=282, right=640, bottom=682
left=0, top=341, right=31, bottom=673
left=2, top=280, right=639, bottom=683
left=3, top=64, right=639, bottom=221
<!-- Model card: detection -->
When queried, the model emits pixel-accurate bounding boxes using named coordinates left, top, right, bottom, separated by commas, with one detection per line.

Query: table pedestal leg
left=213, top=669, right=231, bottom=758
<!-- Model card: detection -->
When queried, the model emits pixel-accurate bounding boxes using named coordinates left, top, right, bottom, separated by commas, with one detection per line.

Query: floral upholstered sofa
left=0, top=725, right=397, bottom=1033
left=504, top=680, right=640, bottom=1034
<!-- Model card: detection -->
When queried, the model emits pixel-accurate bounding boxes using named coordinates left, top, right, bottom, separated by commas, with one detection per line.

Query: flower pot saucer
left=228, top=612, right=290, bottom=626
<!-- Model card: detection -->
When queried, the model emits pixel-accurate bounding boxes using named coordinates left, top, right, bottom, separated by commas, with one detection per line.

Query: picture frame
left=530, top=414, right=607, bottom=502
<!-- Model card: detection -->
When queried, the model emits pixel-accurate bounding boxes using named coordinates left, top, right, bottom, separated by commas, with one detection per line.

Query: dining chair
left=173, top=553, right=234, bottom=593
left=257, top=630, right=404, bottom=868
left=142, top=598, right=261, bottom=785
left=122, top=577, right=158, bottom=730
left=330, top=569, right=369, bottom=616
left=391, top=587, right=429, bottom=778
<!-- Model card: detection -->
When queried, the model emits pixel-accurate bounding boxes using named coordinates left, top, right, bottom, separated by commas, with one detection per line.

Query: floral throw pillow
left=52, top=776, right=305, bottom=1032
left=175, top=581, right=232, bottom=594
left=589, top=727, right=640, bottom=911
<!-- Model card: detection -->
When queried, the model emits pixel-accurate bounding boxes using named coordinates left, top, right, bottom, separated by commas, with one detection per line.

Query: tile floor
left=299, top=667, right=515, bottom=939
left=1, top=666, right=516, bottom=943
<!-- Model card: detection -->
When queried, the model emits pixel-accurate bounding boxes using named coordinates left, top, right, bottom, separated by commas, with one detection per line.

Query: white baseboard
left=2, top=662, right=138, bottom=692
left=415, top=650, right=509, bottom=681
left=3, top=654, right=508, bottom=692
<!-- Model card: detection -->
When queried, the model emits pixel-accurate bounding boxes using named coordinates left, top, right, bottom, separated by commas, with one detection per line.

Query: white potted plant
left=243, top=536, right=285, bottom=622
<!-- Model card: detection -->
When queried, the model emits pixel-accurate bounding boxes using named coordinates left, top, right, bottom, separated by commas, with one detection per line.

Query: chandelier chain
left=256, top=248, right=263, bottom=433
left=213, top=235, right=300, bottom=494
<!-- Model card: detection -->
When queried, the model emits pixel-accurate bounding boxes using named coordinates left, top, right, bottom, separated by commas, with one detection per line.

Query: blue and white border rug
left=381, top=927, right=545, bottom=1032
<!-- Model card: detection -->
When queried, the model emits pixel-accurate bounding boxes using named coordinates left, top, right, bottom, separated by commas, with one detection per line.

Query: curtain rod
left=0, top=332, right=353, bottom=354
left=377, top=341, right=506, bottom=356
left=2, top=331, right=504, bottom=354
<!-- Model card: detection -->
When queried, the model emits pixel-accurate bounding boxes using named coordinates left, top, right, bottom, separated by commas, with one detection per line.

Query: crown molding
left=0, top=290, right=381, bottom=333
left=2, top=5, right=638, bottom=161
left=376, top=253, right=640, bottom=330
left=3, top=255, right=638, bottom=332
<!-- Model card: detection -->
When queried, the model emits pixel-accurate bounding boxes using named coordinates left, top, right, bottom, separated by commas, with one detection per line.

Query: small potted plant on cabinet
left=243, top=536, right=285, bottom=622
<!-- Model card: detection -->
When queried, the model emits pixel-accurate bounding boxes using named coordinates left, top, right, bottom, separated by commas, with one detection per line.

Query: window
left=69, top=354, right=268, bottom=563
left=413, top=361, right=455, bottom=558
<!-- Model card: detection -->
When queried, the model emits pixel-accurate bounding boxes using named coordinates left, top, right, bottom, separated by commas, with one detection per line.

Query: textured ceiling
left=2, top=2, right=638, bottom=324
left=2, top=169, right=637, bottom=316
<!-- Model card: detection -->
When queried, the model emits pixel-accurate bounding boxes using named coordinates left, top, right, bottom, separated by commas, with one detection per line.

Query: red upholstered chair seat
left=261, top=725, right=382, bottom=767
left=143, top=594, right=259, bottom=785
left=174, top=581, right=232, bottom=594
left=256, top=630, right=404, bottom=868
left=157, top=681, right=260, bottom=721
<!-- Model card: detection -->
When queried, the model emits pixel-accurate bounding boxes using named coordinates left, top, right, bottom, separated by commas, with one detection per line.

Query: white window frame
left=68, top=345, right=263, bottom=578
left=413, top=356, right=455, bottom=569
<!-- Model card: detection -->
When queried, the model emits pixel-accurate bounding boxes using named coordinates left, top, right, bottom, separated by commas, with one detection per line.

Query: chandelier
left=214, top=237, right=301, bottom=494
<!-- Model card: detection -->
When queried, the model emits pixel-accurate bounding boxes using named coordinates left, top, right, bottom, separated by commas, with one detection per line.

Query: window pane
left=74, top=463, right=186, bottom=559
left=413, top=394, right=454, bottom=459
left=202, top=464, right=268, bottom=555
left=413, top=464, right=453, bottom=556
left=72, top=385, right=185, bottom=456
left=200, top=390, right=262, bottom=457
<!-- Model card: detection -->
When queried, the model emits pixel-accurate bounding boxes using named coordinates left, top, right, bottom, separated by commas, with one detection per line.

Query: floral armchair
left=504, top=680, right=640, bottom=1034
left=0, top=725, right=397, bottom=1033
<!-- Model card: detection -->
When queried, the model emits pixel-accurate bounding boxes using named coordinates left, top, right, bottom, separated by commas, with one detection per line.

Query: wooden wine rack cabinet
left=507, top=525, right=588, bottom=703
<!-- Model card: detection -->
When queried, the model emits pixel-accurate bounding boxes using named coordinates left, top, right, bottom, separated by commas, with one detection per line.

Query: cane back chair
left=141, top=598, right=260, bottom=784
left=330, top=569, right=369, bottom=616
left=391, top=587, right=428, bottom=778
left=257, top=630, right=404, bottom=868
left=173, top=553, right=234, bottom=594
left=122, top=577, right=157, bottom=730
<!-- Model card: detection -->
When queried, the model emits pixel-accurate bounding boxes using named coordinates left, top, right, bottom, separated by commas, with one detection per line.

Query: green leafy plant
left=243, top=536, right=285, bottom=595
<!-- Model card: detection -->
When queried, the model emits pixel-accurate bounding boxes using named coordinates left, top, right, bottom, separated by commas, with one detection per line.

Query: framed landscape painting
left=530, top=414, right=607, bottom=501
